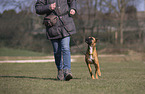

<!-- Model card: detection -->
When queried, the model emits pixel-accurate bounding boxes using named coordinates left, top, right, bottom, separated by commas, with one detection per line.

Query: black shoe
left=57, top=69, right=64, bottom=81
left=64, top=69, right=73, bottom=81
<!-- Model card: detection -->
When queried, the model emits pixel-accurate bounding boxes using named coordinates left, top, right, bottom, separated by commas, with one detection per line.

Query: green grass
left=0, top=58, right=145, bottom=94
left=0, top=47, right=47, bottom=56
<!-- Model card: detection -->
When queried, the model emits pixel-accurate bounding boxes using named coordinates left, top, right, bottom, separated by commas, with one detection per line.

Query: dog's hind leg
left=87, top=64, right=95, bottom=79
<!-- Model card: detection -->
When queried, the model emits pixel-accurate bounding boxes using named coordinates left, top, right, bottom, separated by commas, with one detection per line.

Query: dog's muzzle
left=85, top=37, right=93, bottom=45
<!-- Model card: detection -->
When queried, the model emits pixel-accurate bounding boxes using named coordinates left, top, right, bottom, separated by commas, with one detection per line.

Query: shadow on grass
left=0, top=76, right=81, bottom=81
left=0, top=76, right=58, bottom=81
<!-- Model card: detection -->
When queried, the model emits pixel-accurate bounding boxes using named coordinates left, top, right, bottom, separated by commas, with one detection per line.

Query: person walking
left=35, top=0, right=77, bottom=81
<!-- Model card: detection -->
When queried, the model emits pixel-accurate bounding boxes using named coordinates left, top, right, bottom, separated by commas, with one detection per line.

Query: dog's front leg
left=97, top=63, right=101, bottom=77
left=94, top=63, right=99, bottom=79
left=87, top=63, right=95, bottom=79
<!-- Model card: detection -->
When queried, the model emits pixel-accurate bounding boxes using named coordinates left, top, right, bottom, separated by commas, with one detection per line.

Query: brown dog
left=85, top=37, right=101, bottom=79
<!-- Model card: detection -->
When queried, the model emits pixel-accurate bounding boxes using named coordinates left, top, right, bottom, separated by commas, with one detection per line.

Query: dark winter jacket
left=35, top=0, right=77, bottom=40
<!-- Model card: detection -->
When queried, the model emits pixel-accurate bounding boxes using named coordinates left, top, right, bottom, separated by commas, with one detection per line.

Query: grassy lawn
left=0, top=57, right=145, bottom=94
left=0, top=47, right=47, bottom=57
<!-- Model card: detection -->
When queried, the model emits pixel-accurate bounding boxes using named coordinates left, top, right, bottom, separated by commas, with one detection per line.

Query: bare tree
left=103, top=0, right=140, bottom=45
left=0, top=0, right=35, bottom=14
left=77, top=0, right=105, bottom=42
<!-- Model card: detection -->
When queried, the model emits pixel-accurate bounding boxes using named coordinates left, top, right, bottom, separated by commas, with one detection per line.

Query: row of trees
left=76, top=0, right=144, bottom=45
left=0, top=10, right=51, bottom=53
left=0, top=0, right=144, bottom=53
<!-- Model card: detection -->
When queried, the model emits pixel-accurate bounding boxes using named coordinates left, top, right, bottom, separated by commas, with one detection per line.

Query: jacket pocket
left=47, top=26, right=61, bottom=37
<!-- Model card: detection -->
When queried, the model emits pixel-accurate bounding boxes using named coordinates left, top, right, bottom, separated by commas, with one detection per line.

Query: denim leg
left=61, top=37, right=71, bottom=70
left=51, top=39, right=63, bottom=70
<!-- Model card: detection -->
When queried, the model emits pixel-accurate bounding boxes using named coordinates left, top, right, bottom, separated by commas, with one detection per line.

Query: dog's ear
left=95, top=38, right=99, bottom=42
left=85, top=38, right=89, bottom=43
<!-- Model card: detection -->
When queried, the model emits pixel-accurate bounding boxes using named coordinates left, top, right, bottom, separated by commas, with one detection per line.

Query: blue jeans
left=51, top=37, right=71, bottom=70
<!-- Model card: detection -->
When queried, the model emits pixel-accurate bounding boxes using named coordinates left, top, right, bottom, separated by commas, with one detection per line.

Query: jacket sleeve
left=35, top=0, right=52, bottom=15
left=68, top=0, right=77, bottom=10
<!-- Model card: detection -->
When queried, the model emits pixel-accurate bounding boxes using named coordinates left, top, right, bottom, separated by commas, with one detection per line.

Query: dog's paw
left=98, top=72, right=101, bottom=77
left=91, top=76, right=95, bottom=79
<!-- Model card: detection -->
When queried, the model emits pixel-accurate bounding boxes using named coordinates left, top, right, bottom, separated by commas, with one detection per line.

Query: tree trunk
left=83, top=28, right=86, bottom=46
left=119, top=0, right=125, bottom=45
left=120, top=21, right=124, bottom=45
left=115, top=31, right=118, bottom=44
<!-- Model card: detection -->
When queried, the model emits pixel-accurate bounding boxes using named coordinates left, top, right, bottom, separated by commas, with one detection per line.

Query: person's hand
left=70, top=9, right=76, bottom=15
left=50, top=3, right=56, bottom=10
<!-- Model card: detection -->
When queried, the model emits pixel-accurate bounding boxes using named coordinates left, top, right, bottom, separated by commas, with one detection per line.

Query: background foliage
left=0, top=0, right=145, bottom=54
